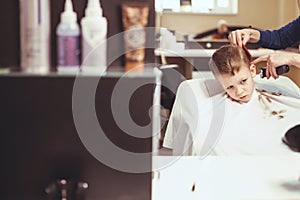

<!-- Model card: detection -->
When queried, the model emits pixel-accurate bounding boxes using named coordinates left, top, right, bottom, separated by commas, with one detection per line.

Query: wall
left=158, top=0, right=298, bottom=34
left=278, top=0, right=299, bottom=26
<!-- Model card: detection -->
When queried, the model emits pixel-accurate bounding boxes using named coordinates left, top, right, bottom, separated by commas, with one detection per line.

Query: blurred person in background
left=212, top=19, right=229, bottom=40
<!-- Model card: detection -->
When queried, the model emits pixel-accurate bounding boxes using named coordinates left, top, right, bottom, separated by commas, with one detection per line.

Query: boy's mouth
left=240, top=95, right=247, bottom=100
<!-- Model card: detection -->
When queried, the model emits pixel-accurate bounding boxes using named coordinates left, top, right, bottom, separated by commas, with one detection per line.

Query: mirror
left=155, top=0, right=238, bottom=15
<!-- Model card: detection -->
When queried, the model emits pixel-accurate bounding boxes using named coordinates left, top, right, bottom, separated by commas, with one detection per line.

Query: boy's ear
left=249, top=64, right=256, bottom=78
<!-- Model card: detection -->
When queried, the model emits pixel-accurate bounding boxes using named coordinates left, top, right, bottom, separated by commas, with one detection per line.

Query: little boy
left=209, top=45, right=256, bottom=103
left=163, top=45, right=300, bottom=156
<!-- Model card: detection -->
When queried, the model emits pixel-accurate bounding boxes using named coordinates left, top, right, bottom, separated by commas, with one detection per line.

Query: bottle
left=56, top=0, right=80, bottom=73
left=19, top=0, right=50, bottom=73
left=81, top=0, right=107, bottom=73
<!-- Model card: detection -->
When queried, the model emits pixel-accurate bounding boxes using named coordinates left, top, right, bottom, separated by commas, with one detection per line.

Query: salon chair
left=159, top=64, right=186, bottom=149
left=160, top=64, right=186, bottom=110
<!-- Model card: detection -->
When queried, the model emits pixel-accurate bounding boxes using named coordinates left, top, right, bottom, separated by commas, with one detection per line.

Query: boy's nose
left=236, top=86, right=244, bottom=96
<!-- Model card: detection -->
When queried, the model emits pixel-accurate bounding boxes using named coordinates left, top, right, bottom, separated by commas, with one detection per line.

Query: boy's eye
left=241, top=79, right=247, bottom=84
left=226, top=85, right=234, bottom=90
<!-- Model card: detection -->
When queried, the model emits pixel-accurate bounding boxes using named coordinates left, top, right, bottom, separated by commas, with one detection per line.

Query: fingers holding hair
left=236, top=30, right=243, bottom=48
left=242, top=33, right=250, bottom=46
left=229, top=30, right=243, bottom=47
left=229, top=32, right=237, bottom=46
left=229, top=29, right=251, bottom=47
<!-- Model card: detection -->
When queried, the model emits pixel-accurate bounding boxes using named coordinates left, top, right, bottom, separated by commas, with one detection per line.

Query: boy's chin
left=239, top=98, right=250, bottom=103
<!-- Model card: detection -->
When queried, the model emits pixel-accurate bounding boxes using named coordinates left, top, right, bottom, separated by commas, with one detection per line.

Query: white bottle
left=19, top=0, right=50, bottom=73
left=56, top=0, right=80, bottom=73
left=81, top=0, right=107, bottom=73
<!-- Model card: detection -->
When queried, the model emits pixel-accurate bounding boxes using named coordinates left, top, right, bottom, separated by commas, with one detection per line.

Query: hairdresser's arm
left=257, top=16, right=300, bottom=50
left=229, top=16, right=300, bottom=48
left=252, top=52, right=300, bottom=79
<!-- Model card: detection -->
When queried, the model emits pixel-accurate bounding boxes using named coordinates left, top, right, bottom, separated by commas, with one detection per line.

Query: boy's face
left=218, top=64, right=256, bottom=103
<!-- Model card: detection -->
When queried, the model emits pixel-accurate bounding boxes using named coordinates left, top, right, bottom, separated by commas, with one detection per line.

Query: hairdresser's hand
left=252, top=52, right=299, bottom=79
left=228, top=29, right=261, bottom=47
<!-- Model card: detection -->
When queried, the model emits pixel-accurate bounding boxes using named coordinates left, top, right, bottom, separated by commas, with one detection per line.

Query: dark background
left=0, top=75, right=154, bottom=199
left=0, top=0, right=155, bottom=68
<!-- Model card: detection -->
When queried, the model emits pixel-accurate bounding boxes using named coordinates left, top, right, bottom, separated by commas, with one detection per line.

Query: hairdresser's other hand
left=252, top=52, right=298, bottom=79
left=229, top=29, right=261, bottom=47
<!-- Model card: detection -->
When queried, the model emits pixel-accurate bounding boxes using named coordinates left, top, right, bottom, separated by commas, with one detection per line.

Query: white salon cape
left=163, top=78, right=300, bottom=156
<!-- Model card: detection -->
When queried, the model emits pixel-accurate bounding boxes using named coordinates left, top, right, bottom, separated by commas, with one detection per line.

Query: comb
left=242, top=44, right=252, bottom=61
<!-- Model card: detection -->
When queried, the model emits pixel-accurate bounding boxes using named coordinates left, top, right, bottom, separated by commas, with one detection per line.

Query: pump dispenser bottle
left=81, top=0, right=107, bottom=73
left=56, top=0, right=80, bottom=72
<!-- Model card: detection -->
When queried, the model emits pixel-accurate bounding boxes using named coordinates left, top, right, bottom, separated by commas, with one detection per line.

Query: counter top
left=152, top=155, right=300, bottom=200
left=0, top=67, right=161, bottom=78
left=155, top=48, right=275, bottom=58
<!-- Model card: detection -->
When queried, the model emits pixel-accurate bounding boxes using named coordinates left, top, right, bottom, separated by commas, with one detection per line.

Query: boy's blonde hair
left=209, top=45, right=251, bottom=76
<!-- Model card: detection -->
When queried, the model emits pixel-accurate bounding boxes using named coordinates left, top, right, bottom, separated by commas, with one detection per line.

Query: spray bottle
left=56, top=0, right=80, bottom=72
left=19, top=0, right=50, bottom=73
left=81, top=0, right=107, bottom=73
